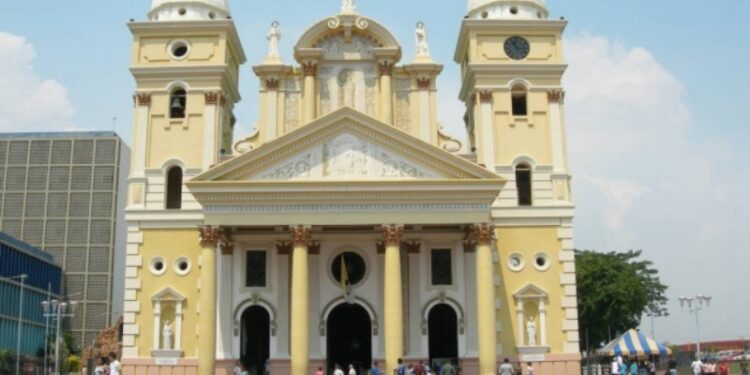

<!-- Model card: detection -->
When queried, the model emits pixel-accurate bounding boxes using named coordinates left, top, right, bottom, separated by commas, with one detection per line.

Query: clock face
left=504, top=36, right=530, bottom=60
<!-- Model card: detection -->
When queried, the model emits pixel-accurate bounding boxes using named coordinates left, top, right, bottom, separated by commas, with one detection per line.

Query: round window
left=331, top=252, right=367, bottom=287
left=481, top=11, right=489, bottom=19
left=533, top=252, right=551, bottom=271
left=510, top=7, right=519, bottom=15
left=149, top=257, right=167, bottom=276
left=168, top=40, right=191, bottom=60
left=507, top=253, right=525, bottom=272
left=173, top=256, right=192, bottom=276
left=178, top=8, right=187, bottom=16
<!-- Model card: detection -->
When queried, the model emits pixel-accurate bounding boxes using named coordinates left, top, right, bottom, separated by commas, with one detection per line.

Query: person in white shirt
left=498, top=358, right=515, bottom=375
left=691, top=359, right=704, bottom=375
left=525, top=362, right=534, bottom=375
left=334, top=364, right=346, bottom=375
left=108, top=352, right=122, bottom=375
left=349, top=364, right=357, bottom=375
left=611, top=357, right=620, bottom=375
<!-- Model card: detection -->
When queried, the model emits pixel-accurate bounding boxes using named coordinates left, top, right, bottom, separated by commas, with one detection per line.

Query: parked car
left=730, top=350, right=750, bottom=361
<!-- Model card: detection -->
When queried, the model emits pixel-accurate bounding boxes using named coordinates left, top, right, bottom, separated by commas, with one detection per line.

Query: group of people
left=496, top=358, right=535, bottom=375
left=92, top=352, right=122, bottom=375
left=690, top=358, right=745, bottom=375
left=610, top=355, right=657, bottom=375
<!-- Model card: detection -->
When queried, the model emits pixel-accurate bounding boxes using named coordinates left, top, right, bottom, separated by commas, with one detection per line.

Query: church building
left=121, top=0, right=581, bottom=374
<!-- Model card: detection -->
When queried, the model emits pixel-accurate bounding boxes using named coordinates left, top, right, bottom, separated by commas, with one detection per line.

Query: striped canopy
left=598, top=329, right=672, bottom=358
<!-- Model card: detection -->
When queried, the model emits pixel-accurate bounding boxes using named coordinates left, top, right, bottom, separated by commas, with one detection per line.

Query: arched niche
left=420, top=293, right=466, bottom=335
left=319, top=296, right=379, bottom=336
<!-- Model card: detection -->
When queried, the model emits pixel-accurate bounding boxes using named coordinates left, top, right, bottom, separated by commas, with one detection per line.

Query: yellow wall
left=146, top=92, right=206, bottom=169
left=135, top=229, right=203, bottom=357
left=495, top=226, right=566, bottom=353
left=471, top=31, right=564, bottom=64
left=492, top=90, right=552, bottom=165
left=133, top=35, right=226, bottom=66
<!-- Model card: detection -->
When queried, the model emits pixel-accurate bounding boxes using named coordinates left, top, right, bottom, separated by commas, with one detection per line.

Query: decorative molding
left=378, top=61, right=395, bottom=76
left=380, top=224, right=404, bottom=246
left=403, top=240, right=421, bottom=254
left=276, top=241, right=293, bottom=255
left=232, top=295, right=278, bottom=336
left=302, top=62, right=318, bottom=77
left=462, top=240, right=476, bottom=253
left=547, top=90, right=565, bottom=104
left=205, top=203, right=490, bottom=213
left=420, top=293, right=466, bottom=335
left=290, top=225, right=313, bottom=245
left=416, top=77, right=431, bottom=90
left=265, top=79, right=280, bottom=90
left=204, top=92, right=223, bottom=105
left=198, top=226, right=223, bottom=248
left=472, top=223, right=495, bottom=245
left=478, top=90, right=494, bottom=104
left=220, top=241, right=234, bottom=255
left=135, top=93, right=152, bottom=106
left=376, top=242, right=385, bottom=254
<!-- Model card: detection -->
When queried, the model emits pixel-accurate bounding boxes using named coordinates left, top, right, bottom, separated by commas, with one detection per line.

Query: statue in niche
left=415, top=22, right=430, bottom=56
left=338, top=70, right=357, bottom=109
left=162, top=320, right=173, bottom=350
left=342, top=0, right=356, bottom=13
left=526, top=318, right=537, bottom=346
left=266, top=21, right=281, bottom=59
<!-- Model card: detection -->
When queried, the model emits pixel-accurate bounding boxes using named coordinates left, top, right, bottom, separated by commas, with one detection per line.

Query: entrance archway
left=428, top=304, right=458, bottom=367
left=327, top=303, right=372, bottom=373
left=241, top=306, right=270, bottom=375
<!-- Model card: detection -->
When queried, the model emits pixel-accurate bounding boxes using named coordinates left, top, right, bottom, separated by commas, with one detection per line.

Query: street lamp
left=42, top=299, right=78, bottom=375
left=7, top=274, right=28, bottom=375
left=679, top=294, right=712, bottom=360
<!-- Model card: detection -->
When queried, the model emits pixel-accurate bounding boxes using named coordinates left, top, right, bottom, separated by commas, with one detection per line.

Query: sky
left=1, top=1, right=749, bottom=346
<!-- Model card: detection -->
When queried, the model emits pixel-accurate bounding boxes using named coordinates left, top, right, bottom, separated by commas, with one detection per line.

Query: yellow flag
left=340, top=254, right=349, bottom=292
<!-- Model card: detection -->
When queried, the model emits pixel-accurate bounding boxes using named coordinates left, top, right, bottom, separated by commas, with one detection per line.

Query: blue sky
left=1, top=1, right=748, bottom=345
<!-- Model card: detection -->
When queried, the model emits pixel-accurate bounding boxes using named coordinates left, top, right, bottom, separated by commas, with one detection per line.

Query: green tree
left=576, top=249, right=669, bottom=349
left=0, top=350, right=11, bottom=375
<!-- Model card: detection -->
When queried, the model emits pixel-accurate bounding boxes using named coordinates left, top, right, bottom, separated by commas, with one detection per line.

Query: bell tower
left=454, top=0, right=572, bottom=206
left=127, top=0, right=246, bottom=211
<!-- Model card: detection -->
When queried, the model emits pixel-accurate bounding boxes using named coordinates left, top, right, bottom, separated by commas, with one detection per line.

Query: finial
left=341, top=0, right=356, bottom=13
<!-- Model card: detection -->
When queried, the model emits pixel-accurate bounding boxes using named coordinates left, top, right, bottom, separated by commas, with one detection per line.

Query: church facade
left=121, top=1, right=581, bottom=375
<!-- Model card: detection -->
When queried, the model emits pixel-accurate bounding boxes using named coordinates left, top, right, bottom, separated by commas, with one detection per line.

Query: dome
left=148, top=0, right=231, bottom=22
left=467, top=0, right=548, bottom=20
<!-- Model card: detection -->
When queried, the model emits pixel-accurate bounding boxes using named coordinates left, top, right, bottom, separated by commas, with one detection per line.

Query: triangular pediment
left=194, top=107, right=500, bottom=182
left=152, top=287, right=185, bottom=302
left=514, top=284, right=548, bottom=300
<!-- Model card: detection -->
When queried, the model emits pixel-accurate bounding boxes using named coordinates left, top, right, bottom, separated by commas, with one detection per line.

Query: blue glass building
left=0, top=231, right=62, bottom=357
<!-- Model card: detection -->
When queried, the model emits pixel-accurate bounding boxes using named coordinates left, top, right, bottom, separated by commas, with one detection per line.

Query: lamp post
left=42, top=299, right=77, bottom=375
left=679, top=294, right=712, bottom=360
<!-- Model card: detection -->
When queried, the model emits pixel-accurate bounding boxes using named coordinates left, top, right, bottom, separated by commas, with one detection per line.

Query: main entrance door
left=241, top=306, right=270, bottom=375
left=428, top=304, right=459, bottom=368
left=327, top=303, right=372, bottom=373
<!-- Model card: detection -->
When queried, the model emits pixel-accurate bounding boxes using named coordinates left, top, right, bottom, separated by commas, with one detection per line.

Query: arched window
left=511, top=84, right=528, bottom=116
left=166, top=166, right=183, bottom=209
left=516, top=163, right=532, bottom=206
left=170, top=88, right=187, bottom=119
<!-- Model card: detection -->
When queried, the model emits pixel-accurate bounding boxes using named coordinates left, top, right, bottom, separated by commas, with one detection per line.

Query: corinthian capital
left=380, top=225, right=404, bottom=246
left=290, top=225, right=313, bottom=245
left=199, top=226, right=224, bottom=248
left=472, top=223, right=495, bottom=245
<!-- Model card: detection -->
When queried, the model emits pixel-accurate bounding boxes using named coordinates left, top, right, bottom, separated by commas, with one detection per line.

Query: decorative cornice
left=478, top=90, right=494, bottom=104
left=220, top=241, right=234, bottom=255
left=205, top=92, right=223, bottom=105
left=135, top=93, right=151, bottom=106
left=309, top=241, right=321, bottom=255
left=548, top=90, right=565, bottom=104
left=472, top=223, right=495, bottom=245
left=266, top=79, right=280, bottom=90
left=378, top=61, right=395, bottom=77
left=199, top=226, right=223, bottom=248
left=302, top=62, right=318, bottom=77
left=290, top=225, right=313, bottom=246
left=416, top=77, right=431, bottom=90
left=380, top=225, right=404, bottom=246
left=462, top=240, right=477, bottom=253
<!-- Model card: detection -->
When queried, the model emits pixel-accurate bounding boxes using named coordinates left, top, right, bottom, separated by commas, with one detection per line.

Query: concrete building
left=0, top=132, right=129, bottom=348
left=0, top=231, right=62, bottom=357
left=123, top=0, right=580, bottom=375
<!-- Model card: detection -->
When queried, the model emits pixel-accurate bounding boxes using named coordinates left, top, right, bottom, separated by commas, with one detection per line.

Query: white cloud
left=563, top=34, right=750, bottom=342
left=0, top=31, right=76, bottom=132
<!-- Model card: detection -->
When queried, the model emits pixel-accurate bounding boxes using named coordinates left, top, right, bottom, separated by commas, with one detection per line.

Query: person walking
left=740, top=361, right=749, bottom=375
left=335, top=364, right=346, bottom=375
left=440, top=361, right=456, bottom=375
left=316, top=367, right=325, bottom=375
left=108, top=352, right=121, bottom=375
left=414, top=361, right=426, bottom=375
left=611, top=357, right=621, bottom=375
left=349, top=364, right=357, bottom=375
left=627, top=359, right=637, bottom=375
left=719, top=361, right=729, bottom=375
left=525, top=362, right=534, bottom=375
left=498, top=358, right=515, bottom=375
left=691, top=358, right=704, bottom=375
left=667, top=356, right=678, bottom=375
left=371, top=362, right=380, bottom=375
left=395, top=359, right=406, bottom=375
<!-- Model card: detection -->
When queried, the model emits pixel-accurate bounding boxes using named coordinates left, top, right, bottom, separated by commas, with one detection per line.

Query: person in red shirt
left=413, top=361, right=426, bottom=375
left=719, top=361, right=730, bottom=375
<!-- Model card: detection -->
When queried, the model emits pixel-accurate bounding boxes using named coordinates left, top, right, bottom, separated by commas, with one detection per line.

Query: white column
left=516, top=304, right=525, bottom=346
left=539, top=299, right=547, bottom=347
left=133, top=95, right=150, bottom=177
left=216, top=244, right=234, bottom=359
left=203, top=93, right=220, bottom=171
left=152, top=301, right=161, bottom=350
left=548, top=91, right=566, bottom=173
left=175, top=302, right=183, bottom=351
left=478, top=91, right=496, bottom=171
